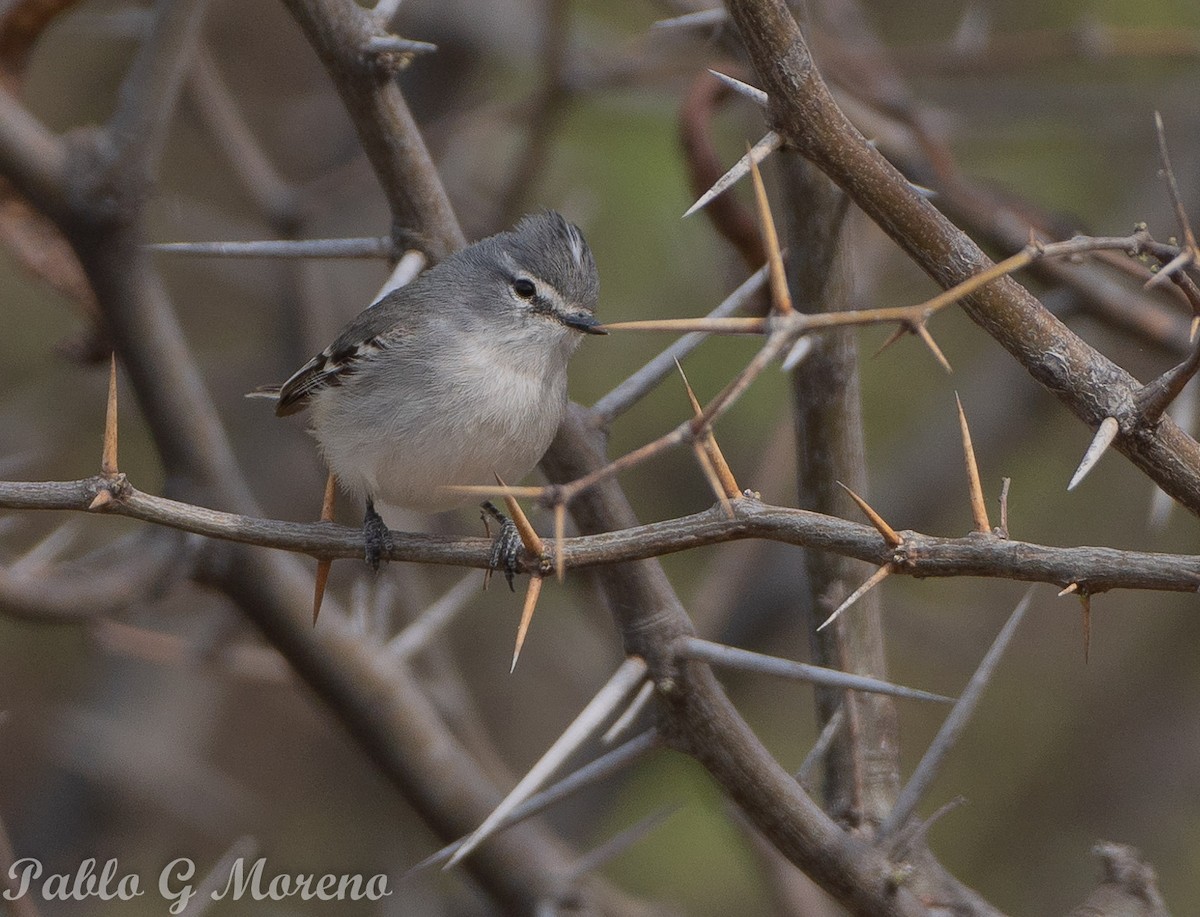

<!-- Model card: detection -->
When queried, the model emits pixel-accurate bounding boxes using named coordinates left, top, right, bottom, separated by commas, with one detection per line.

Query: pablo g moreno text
left=4, top=856, right=392, bottom=913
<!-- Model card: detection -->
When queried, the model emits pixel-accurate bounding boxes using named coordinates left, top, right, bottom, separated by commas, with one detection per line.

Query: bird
left=258, top=211, right=603, bottom=576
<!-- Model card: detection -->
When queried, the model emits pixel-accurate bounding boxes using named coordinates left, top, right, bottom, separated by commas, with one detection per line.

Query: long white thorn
left=445, top=657, right=648, bottom=868
left=706, top=69, right=768, bottom=107
left=683, top=131, right=783, bottom=218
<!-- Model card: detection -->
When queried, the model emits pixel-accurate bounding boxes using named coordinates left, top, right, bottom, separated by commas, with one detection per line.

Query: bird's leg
left=363, top=499, right=394, bottom=571
left=481, top=501, right=522, bottom=591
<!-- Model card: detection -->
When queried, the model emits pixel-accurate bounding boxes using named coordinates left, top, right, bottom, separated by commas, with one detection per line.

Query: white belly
left=309, top=347, right=568, bottom=513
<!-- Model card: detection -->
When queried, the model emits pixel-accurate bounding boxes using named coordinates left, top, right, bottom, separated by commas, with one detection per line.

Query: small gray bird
left=264, top=212, right=602, bottom=573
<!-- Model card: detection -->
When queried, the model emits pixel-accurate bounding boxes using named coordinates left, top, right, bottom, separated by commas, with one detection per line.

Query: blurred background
left=2, top=0, right=1200, bottom=913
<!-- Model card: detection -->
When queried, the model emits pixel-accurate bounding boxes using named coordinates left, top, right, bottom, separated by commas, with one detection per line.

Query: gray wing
left=274, top=288, right=417, bottom=417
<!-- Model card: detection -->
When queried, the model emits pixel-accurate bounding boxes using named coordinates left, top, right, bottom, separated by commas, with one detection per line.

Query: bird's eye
left=512, top=278, right=537, bottom=299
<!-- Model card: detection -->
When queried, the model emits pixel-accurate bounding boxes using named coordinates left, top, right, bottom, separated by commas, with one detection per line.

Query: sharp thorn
left=1068, top=417, right=1120, bottom=491
left=781, top=336, right=813, bottom=371
left=553, top=501, right=566, bottom=583
left=836, top=481, right=902, bottom=547
left=447, top=657, right=648, bottom=868
left=88, top=489, right=113, bottom=511
left=511, top=576, right=544, bottom=672
left=496, top=473, right=543, bottom=556
left=917, top=323, right=953, bottom=373
left=706, top=69, right=769, bottom=106
left=874, top=324, right=909, bottom=359
left=817, top=563, right=893, bottom=631
left=955, top=394, right=991, bottom=533
left=683, top=131, right=782, bottom=218
left=102, top=354, right=119, bottom=476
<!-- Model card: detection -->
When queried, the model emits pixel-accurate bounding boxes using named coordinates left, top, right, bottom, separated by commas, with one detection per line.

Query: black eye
left=512, top=278, right=537, bottom=299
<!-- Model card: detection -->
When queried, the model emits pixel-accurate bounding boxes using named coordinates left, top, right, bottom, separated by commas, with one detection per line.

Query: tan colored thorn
left=102, top=353, right=119, bottom=477
left=496, top=474, right=544, bottom=557
left=1191, top=316, right=1199, bottom=343
left=677, top=361, right=740, bottom=505
left=836, top=481, right=901, bottom=547
left=818, top=563, right=894, bottom=631
left=873, top=324, right=909, bottom=359
left=511, top=575, right=544, bottom=672
left=88, top=489, right=113, bottom=511
left=691, top=441, right=734, bottom=519
left=312, top=473, right=337, bottom=625
left=747, top=143, right=793, bottom=316
left=955, top=394, right=992, bottom=534
left=915, top=323, right=953, bottom=374
left=553, top=501, right=566, bottom=583
left=1057, top=583, right=1091, bottom=662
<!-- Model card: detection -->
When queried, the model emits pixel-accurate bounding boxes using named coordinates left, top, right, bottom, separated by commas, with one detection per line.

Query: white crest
left=565, top=222, right=585, bottom=268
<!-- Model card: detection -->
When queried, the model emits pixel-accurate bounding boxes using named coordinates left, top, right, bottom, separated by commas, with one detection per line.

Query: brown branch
left=279, top=0, right=464, bottom=260
left=724, top=0, right=1200, bottom=517
left=5, top=477, right=1199, bottom=594
left=541, top=407, right=932, bottom=915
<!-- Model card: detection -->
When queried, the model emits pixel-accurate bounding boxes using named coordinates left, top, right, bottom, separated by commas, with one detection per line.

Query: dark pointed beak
left=561, top=312, right=607, bottom=335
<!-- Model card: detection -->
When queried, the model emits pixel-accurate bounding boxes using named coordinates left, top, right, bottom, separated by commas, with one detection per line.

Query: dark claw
left=481, top=501, right=522, bottom=591
left=363, top=499, right=394, bottom=572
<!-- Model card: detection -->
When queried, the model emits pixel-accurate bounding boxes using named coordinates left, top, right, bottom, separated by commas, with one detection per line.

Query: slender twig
left=724, top=0, right=1200, bottom=518
left=105, top=0, right=211, bottom=184
left=1152, top=111, right=1197, bottom=255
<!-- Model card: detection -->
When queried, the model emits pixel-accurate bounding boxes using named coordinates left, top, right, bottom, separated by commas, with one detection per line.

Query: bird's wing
left=274, top=292, right=413, bottom=417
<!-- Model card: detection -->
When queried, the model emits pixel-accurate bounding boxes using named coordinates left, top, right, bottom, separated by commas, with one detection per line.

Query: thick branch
left=724, top=0, right=1200, bottom=515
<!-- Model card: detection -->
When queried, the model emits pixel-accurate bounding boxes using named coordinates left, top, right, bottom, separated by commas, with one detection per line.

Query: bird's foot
left=481, top=501, right=522, bottom=591
left=363, top=500, right=394, bottom=571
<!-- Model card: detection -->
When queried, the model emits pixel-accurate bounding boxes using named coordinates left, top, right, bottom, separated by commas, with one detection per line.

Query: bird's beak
left=561, top=312, right=607, bottom=335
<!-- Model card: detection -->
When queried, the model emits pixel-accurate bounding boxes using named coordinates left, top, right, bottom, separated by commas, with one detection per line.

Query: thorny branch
left=4, top=476, right=1200, bottom=594
left=0, top=0, right=1195, bottom=913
